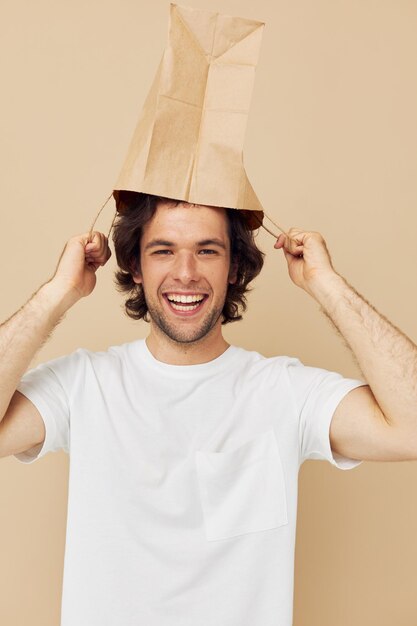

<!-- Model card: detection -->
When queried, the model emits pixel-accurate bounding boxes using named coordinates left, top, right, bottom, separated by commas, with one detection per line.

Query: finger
left=85, top=233, right=110, bottom=261
left=85, top=251, right=109, bottom=267
left=280, top=234, right=303, bottom=256
left=85, top=232, right=108, bottom=256
left=287, top=228, right=305, bottom=247
left=282, top=248, right=303, bottom=264
left=85, top=256, right=101, bottom=270
left=85, top=231, right=105, bottom=249
left=274, top=234, right=286, bottom=249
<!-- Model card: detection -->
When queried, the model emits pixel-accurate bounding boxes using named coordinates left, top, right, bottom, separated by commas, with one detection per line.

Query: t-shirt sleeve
left=13, top=351, right=82, bottom=464
left=285, top=357, right=367, bottom=470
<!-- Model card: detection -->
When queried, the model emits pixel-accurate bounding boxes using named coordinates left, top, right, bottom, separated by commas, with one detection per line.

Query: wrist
left=37, top=279, right=81, bottom=320
left=305, top=270, right=347, bottom=305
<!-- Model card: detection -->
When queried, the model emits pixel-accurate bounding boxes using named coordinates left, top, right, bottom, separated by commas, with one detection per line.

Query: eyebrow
left=144, top=238, right=227, bottom=251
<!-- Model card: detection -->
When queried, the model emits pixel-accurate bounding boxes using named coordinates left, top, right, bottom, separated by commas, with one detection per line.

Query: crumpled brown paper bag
left=112, top=3, right=265, bottom=230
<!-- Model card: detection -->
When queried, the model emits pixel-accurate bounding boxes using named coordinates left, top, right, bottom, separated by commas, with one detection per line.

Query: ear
left=228, top=259, right=238, bottom=285
left=132, top=272, right=142, bottom=285
left=130, top=259, right=142, bottom=285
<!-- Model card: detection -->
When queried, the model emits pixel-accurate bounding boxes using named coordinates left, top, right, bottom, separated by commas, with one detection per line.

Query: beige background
left=1, top=0, right=417, bottom=624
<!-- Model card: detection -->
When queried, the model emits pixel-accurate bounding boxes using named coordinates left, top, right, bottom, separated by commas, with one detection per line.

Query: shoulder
left=39, top=339, right=144, bottom=379
left=230, top=345, right=301, bottom=387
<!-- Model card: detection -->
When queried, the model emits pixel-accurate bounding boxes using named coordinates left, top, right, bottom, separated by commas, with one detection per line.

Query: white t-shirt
left=15, top=340, right=366, bottom=626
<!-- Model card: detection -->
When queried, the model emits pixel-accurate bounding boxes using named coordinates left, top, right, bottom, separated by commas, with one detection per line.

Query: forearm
left=309, top=271, right=417, bottom=428
left=0, top=280, right=78, bottom=421
left=0, top=230, right=110, bottom=422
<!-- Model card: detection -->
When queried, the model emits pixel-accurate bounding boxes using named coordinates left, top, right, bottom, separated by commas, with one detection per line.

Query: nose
left=172, top=251, right=200, bottom=284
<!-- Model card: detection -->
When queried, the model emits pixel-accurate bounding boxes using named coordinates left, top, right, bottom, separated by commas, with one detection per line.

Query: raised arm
left=274, top=228, right=417, bottom=462
left=0, top=231, right=111, bottom=458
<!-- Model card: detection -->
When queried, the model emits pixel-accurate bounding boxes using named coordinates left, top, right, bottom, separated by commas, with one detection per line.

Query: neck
left=145, top=323, right=230, bottom=365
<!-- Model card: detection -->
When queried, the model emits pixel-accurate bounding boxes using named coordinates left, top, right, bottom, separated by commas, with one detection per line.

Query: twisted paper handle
left=252, top=212, right=302, bottom=246
left=87, top=194, right=301, bottom=247
left=88, top=192, right=116, bottom=243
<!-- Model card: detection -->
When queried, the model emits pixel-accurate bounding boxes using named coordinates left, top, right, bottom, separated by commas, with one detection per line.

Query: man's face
left=132, top=201, right=237, bottom=345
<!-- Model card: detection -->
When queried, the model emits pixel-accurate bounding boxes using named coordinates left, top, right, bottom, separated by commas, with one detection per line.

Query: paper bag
left=113, top=3, right=265, bottom=229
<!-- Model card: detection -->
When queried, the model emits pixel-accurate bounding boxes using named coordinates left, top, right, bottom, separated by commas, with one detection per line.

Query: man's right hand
left=0, top=230, right=112, bottom=439
left=51, top=231, right=112, bottom=301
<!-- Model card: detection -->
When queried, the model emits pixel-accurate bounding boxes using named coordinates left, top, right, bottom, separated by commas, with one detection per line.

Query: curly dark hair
left=112, top=193, right=265, bottom=324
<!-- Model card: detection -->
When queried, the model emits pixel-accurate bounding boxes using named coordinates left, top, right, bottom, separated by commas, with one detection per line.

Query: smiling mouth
left=163, top=294, right=208, bottom=314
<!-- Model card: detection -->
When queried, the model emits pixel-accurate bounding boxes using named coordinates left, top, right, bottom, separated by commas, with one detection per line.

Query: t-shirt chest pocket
left=195, top=428, right=288, bottom=541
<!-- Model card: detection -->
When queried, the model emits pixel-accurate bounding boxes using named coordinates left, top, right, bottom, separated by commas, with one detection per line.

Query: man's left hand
left=274, top=228, right=338, bottom=296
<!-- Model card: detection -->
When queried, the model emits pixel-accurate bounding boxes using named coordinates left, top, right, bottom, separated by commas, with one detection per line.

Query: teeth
left=166, top=294, right=205, bottom=303
left=170, top=302, right=201, bottom=311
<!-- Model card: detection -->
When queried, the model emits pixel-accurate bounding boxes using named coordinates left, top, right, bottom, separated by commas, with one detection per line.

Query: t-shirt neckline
left=139, top=338, right=240, bottom=376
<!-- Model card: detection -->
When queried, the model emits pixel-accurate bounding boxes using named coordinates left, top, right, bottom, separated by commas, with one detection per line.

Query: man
left=1, top=193, right=416, bottom=626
